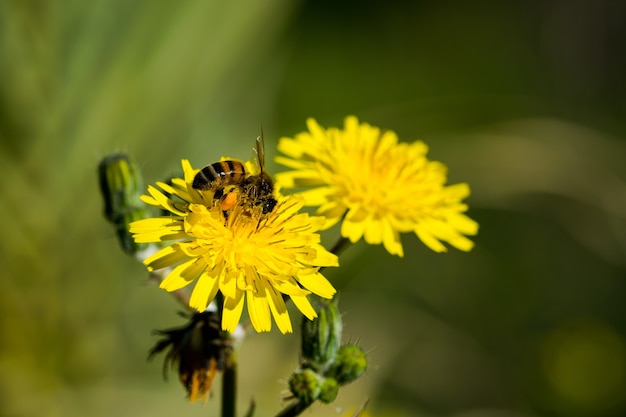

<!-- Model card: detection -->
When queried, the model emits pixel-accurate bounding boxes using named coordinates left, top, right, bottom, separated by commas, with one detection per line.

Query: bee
left=192, top=134, right=277, bottom=215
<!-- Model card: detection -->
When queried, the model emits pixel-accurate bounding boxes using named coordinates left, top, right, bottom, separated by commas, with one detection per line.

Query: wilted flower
left=149, top=311, right=230, bottom=402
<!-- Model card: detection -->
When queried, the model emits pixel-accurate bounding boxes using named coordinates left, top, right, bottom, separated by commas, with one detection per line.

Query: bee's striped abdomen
left=192, top=160, right=247, bottom=190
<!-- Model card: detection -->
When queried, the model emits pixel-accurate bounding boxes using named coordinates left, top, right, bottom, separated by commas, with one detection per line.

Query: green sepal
left=288, top=368, right=322, bottom=404
left=301, top=298, right=342, bottom=372
left=327, top=344, right=367, bottom=385
left=318, top=376, right=339, bottom=404
left=98, top=153, right=150, bottom=254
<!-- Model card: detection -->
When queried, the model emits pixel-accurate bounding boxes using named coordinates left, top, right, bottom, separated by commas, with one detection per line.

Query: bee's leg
left=213, top=188, right=224, bottom=200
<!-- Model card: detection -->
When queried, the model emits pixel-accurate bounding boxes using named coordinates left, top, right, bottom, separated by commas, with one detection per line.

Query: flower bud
left=98, top=153, right=149, bottom=254
left=318, top=376, right=339, bottom=404
left=288, top=368, right=322, bottom=404
left=301, top=299, right=342, bottom=371
left=328, top=344, right=367, bottom=385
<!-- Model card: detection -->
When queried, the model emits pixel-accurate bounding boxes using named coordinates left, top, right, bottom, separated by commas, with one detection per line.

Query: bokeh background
left=1, top=1, right=625, bottom=416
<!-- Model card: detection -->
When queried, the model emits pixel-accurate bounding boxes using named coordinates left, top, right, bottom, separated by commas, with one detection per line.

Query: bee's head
left=257, top=172, right=274, bottom=196
left=262, top=197, right=277, bottom=214
left=259, top=173, right=277, bottom=214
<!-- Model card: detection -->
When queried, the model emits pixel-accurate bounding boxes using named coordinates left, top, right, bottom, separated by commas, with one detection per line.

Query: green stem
left=214, top=292, right=236, bottom=417
left=221, top=348, right=237, bottom=417
left=242, top=399, right=256, bottom=417
left=147, top=270, right=192, bottom=310
left=328, top=236, right=351, bottom=256
left=274, top=400, right=313, bottom=417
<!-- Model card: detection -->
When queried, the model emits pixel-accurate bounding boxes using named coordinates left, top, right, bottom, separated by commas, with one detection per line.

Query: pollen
left=220, top=191, right=238, bottom=211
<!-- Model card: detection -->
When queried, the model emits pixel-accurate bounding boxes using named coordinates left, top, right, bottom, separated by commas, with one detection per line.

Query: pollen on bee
left=220, top=192, right=238, bottom=211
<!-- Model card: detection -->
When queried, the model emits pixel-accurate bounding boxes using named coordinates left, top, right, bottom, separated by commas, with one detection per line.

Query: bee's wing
left=250, top=131, right=266, bottom=174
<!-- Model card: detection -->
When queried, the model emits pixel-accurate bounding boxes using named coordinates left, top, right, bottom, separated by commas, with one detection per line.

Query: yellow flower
left=275, top=116, right=478, bottom=257
left=129, top=160, right=338, bottom=334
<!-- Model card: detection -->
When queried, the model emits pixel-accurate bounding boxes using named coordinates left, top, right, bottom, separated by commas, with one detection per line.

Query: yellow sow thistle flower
left=275, top=116, right=478, bottom=257
left=129, top=160, right=338, bottom=334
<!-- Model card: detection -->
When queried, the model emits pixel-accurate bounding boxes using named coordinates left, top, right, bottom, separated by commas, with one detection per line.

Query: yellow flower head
left=130, top=160, right=338, bottom=334
left=275, top=116, right=478, bottom=257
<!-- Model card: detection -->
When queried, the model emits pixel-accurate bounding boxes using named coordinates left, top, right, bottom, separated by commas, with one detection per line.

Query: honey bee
left=192, top=134, right=277, bottom=215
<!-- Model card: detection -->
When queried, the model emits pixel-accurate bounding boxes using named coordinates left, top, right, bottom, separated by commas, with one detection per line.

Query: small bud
left=301, top=299, right=342, bottom=371
left=288, top=368, right=322, bottom=404
left=98, top=154, right=149, bottom=254
left=318, top=376, right=339, bottom=404
left=328, top=344, right=367, bottom=385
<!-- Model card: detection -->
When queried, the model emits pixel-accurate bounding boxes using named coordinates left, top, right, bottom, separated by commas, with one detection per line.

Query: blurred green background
left=1, top=1, right=625, bottom=416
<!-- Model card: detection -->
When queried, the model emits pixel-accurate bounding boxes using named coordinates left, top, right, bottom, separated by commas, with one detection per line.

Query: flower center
left=326, top=139, right=406, bottom=219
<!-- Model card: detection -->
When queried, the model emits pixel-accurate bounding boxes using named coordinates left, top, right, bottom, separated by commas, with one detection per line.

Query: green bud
left=288, top=368, right=322, bottom=404
left=301, top=298, right=342, bottom=371
left=328, top=344, right=367, bottom=385
left=98, top=154, right=148, bottom=254
left=318, top=377, right=339, bottom=404
left=115, top=207, right=149, bottom=254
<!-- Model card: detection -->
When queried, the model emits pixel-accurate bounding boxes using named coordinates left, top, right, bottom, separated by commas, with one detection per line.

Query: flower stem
left=148, top=271, right=192, bottom=310
left=242, top=399, right=256, bottom=417
left=221, top=348, right=237, bottom=417
left=329, top=236, right=351, bottom=256
left=274, top=399, right=313, bottom=417
left=215, top=292, right=237, bottom=417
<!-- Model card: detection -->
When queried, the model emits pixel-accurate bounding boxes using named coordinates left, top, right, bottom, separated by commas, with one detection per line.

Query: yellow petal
left=276, top=137, right=306, bottom=159
left=146, top=185, right=187, bottom=216
left=181, top=159, right=197, bottom=185
left=220, top=271, right=239, bottom=300
left=130, top=218, right=185, bottom=243
left=424, top=219, right=469, bottom=249
left=309, top=244, right=339, bottom=267
left=445, top=182, right=471, bottom=199
left=375, top=130, right=399, bottom=158
left=266, top=285, right=292, bottom=334
left=143, top=244, right=188, bottom=270
left=341, top=213, right=367, bottom=243
left=272, top=278, right=311, bottom=297
left=306, top=118, right=326, bottom=143
left=290, top=294, right=317, bottom=320
left=247, top=290, right=271, bottom=333
left=317, top=200, right=346, bottom=219
left=222, top=291, right=245, bottom=333
left=160, top=257, right=205, bottom=292
left=294, top=187, right=336, bottom=206
left=189, top=272, right=220, bottom=311
left=414, top=225, right=447, bottom=253
left=139, top=194, right=160, bottom=207
left=130, top=217, right=180, bottom=232
left=274, top=155, right=312, bottom=170
left=382, top=220, right=404, bottom=257
left=363, top=218, right=383, bottom=245
left=449, top=212, right=479, bottom=236
left=297, top=273, right=336, bottom=299
left=447, top=233, right=475, bottom=252
left=177, top=241, right=212, bottom=257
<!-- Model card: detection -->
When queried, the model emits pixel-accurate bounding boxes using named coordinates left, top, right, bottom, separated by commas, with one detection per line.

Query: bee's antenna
left=256, top=125, right=266, bottom=173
